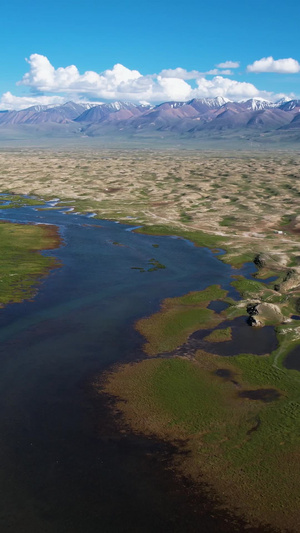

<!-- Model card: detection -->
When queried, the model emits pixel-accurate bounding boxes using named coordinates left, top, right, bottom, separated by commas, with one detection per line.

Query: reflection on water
left=0, top=203, right=272, bottom=532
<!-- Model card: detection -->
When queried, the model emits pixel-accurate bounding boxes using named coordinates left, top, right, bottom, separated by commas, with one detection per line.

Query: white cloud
left=0, top=54, right=293, bottom=111
left=156, top=76, right=192, bottom=100
left=206, top=68, right=233, bottom=75
left=0, top=91, right=65, bottom=111
left=219, top=69, right=233, bottom=75
left=247, top=56, right=300, bottom=73
left=206, top=69, right=219, bottom=75
left=216, top=61, right=240, bottom=69
left=19, top=54, right=143, bottom=94
left=159, top=67, right=234, bottom=79
left=192, top=76, right=263, bottom=100
left=159, top=68, right=202, bottom=80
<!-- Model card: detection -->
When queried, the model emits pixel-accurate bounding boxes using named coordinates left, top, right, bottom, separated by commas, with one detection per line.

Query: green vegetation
left=136, top=225, right=260, bottom=270
left=135, top=224, right=227, bottom=250
left=0, top=194, right=43, bottom=209
left=0, top=222, right=59, bottom=306
left=280, top=213, right=295, bottom=226
left=231, top=276, right=269, bottom=298
left=104, top=273, right=300, bottom=530
left=179, top=211, right=193, bottom=223
left=219, top=215, right=237, bottom=227
left=131, top=257, right=166, bottom=274
left=204, top=327, right=232, bottom=342
left=221, top=252, right=255, bottom=268
left=136, top=285, right=227, bottom=355
left=147, top=258, right=166, bottom=271
left=103, top=332, right=300, bottom=530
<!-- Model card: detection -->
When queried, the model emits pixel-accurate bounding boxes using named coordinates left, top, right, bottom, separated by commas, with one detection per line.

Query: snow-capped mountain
left=240, top=98, right=273, bottom=111
left=0, top=98, right=299, bottom=138
left=278, top=99, right=300, bottom=111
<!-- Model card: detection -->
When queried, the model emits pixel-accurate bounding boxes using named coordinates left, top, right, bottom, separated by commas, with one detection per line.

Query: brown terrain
left=0, top=148, right=299, bottom=264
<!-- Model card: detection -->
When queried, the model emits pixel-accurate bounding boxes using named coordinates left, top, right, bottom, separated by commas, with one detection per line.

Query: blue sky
left=1, top=0, right=300, bottom=109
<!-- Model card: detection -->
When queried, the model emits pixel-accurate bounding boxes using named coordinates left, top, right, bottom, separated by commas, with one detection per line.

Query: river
left=0, top=203, right=270, bottom=532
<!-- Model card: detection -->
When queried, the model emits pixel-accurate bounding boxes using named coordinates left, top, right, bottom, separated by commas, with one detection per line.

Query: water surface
left=0, top=204, right=271, bottom=532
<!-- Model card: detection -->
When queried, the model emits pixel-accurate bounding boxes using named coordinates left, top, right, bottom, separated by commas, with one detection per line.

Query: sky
left=1, top=0, right=300, bottom=109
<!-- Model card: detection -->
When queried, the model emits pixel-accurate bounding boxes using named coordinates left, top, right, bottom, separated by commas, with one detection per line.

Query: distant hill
left=0, top=98, right=299, bottom=144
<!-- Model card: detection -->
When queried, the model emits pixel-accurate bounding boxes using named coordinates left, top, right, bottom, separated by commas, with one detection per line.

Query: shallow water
left=283, top=344, right=300, bottom=371
left=0, top=203, right=272, bottom=532
left=207, top=299, right=229, bottom=313
left=172, top=315, right=278, bottom=359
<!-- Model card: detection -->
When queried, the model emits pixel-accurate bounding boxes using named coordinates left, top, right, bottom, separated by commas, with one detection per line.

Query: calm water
left=173, top=315, right=278, bottom=358
left=0, top=204, right=271, bottom=532
left=283, top=344, right=300, bottom=371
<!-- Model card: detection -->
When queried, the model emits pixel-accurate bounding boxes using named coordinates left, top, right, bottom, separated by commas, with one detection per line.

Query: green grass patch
left=136, top=285, right=227, bottom=355
left=219, top=215, right=237, bottom=227
left=221, top=252, right=255, bottom=268
left=204, top=327, right=232, bottom=342
left=0, top=222, right=59, bottom=306
left=231, top=276, right=268, bottom=298
left=135, top=224, right=227, bottom=250
left=280, top=213, right=295, bottom=226
left=0, top=194, right=43, bottom=209
left=104, top=337, right=300, bottom=530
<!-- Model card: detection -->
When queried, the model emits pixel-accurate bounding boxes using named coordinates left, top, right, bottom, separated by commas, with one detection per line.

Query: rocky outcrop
left=247, top=302, right=284, bottom=327
left=274, top=268, right=300, bottom=293
left=254, top=252, right=288, bottom=270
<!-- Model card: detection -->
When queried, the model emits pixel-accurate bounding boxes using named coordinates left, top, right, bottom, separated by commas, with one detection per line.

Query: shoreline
left=0, top=193, right=299, bottom=531
left=0, top=219, right=62, bottom=308
left=97, top=273, right=300, bottom=532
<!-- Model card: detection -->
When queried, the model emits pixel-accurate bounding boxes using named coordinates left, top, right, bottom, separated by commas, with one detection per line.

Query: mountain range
left=0, top=97, right=300, bottom=142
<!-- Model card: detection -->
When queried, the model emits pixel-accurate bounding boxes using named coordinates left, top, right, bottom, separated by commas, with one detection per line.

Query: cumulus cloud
left=19, top=54, right=143, bottom=95
left=159, top=67, right=234, bottom=79
left=18, top=54, right=195, bottom=102
left=206, top=68, right=233, bottom=75
left=0, top=91, right=65, bottom=111
left=216, top=61, right=240, bottom=69
left=247, top=56, right=300, bottom=73
left=192, top=76, right=264, bottom=100
left=157, top=76, right=192, bottom=100
left=159, top=68, right=202, bottom=80
left=0, top=54, right=293, bottom=110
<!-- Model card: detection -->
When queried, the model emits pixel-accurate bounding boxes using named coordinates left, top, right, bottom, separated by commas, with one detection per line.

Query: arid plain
left=1, top=148, right=300, bottom=271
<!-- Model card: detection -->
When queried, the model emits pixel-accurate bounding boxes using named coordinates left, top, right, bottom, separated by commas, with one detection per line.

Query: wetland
left=0, top=148, right=300, bottom=532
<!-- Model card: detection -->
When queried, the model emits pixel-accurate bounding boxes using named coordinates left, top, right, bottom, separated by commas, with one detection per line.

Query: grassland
left=101, top=321, right=300, bottom=531
left=136, top=285, right=227, bottom=355
left=0, top=221, right=60, bottom=306
left=204, top=326, right=232, bottom=342
left=99, top=275, right=300, bottom=531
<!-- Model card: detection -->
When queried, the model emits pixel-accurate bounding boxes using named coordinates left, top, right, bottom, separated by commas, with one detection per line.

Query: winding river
left=0, top=203, right=271, bottom=532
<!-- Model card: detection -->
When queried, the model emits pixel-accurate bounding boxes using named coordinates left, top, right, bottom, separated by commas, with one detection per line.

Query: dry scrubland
left=0, top=148, right=299, bottom=246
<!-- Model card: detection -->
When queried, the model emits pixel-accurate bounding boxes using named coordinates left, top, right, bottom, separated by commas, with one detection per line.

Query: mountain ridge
left=0, top=98, right=299, bottom=141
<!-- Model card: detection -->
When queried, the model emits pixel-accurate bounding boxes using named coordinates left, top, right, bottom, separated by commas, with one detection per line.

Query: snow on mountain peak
left=240, top=98, right=273, bottom=110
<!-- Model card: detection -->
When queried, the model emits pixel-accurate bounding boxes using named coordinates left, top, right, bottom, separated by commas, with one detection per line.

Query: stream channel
left=0, top=202, right=274, bottom=532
